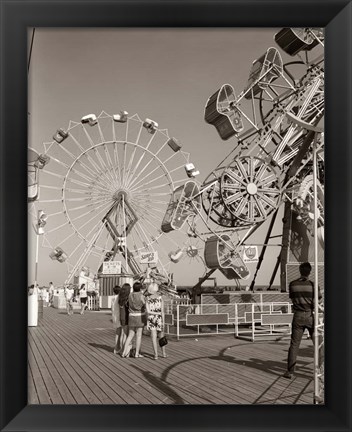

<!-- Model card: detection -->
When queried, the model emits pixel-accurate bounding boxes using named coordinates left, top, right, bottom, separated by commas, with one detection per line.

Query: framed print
left=1, top=1, right=351, bottom=431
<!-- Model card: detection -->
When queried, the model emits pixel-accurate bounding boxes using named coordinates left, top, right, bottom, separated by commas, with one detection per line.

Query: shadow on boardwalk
left=28, top=307, right=314, bottom=405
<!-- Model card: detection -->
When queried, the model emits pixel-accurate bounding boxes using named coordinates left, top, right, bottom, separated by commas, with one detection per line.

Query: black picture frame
left=1, top=0, right=351, bottom=431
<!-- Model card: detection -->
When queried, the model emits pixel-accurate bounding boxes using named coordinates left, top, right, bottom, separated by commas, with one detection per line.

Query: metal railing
left=164, top=301, right=293, bottom=341
left=234, top=302, right=292, bottom=341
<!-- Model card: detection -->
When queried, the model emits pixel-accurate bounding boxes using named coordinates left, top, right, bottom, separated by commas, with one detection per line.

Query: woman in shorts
left=64, top=285, right=75, bottom=315
left=121, top=282, right=146, bottom=358
left=79, top=283, right=88, bottom=315
left=111, top=285, right=121, bottom=354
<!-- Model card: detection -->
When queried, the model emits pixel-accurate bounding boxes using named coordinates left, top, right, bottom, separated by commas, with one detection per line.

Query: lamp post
left=34, top=210, right=47, bottom=286
left=29, top=210, right=47, bottom=327
left=285, top=112, right=324, bottom=403
left=312, top=133, right=319, bottom=402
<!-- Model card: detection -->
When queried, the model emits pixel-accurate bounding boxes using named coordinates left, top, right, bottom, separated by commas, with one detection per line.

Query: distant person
left=36, top=285, right=42, bottom=298
left=283, top=262, right=322, bottom=379
left=43, top=288, right=49, bottom=307
left=121, top=282, right=146, bottom=358
left=28, top=284, right=35, bottom=296
left=118, top=283, right=131, bottom=355
left=79, top=283, right=88, bottom=315
left=111, top=285, right=121, bottom=354
left=145, top=283, right=167, bottom=360
left=48, top=282, right=55, bottom=306
left=64, top=285, right=75, bottom=315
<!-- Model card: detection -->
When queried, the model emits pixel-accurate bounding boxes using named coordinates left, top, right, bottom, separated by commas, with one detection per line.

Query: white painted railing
left=163, top=301, right=293, bottom=341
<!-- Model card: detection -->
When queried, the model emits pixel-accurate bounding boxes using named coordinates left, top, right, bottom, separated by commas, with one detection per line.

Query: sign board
left=139, top=251, right=158, bottom=264
left=102, top=261, right=122, bottom=275
left=243, top=246, right=259, bottom=263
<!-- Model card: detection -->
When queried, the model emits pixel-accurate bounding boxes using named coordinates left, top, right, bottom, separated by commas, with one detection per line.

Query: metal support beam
left=249, top=209, right=279, bottom=291
left=313, top=132, right=323, bottom=404
left=191, top=268, right=216, bottom=303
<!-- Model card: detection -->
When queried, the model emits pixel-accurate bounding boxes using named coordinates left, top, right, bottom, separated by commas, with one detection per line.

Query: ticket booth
left=98, top=261, right=133, bottom=308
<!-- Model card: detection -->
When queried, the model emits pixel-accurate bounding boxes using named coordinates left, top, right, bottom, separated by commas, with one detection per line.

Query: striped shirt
left=289, top=277, right=322, bottom=312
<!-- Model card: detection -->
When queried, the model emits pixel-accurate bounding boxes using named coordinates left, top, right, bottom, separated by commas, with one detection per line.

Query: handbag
left=158, top=336, right=168, bottom=348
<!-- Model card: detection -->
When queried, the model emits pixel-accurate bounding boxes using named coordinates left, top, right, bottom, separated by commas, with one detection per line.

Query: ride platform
left=28, top=307, right=314, bottom=405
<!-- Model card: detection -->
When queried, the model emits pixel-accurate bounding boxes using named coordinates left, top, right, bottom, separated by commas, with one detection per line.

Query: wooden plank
left=33, top=328, right=89, bottom=404
left=56, top=313, right=242, bottom=404
left=28, top=332, right=64, bottom=404
left=28, top=362, right=39, bottom=405
left=94, top=331, right=216, bottom=404
left=167, top=338, right=313, bottom=403
left=31, top=330, right=77, bottom=404
left=80, top=310, right=314, bottom=402
left=94, top=327, right=248, bottom=404
left=41, top=312, right=162, bottom=404
left=28, top=342, right=52, bottom=404
left=36, top=322, right=131, bottom=404
left=72, top=325, right=217, bottom=405
left=28, top=307, right=314, bottom=405
left=34, top=323, right=113, bottom=404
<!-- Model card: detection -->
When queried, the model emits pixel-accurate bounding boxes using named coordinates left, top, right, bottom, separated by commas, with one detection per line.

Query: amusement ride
left=28, top=27, right=324, bottom=403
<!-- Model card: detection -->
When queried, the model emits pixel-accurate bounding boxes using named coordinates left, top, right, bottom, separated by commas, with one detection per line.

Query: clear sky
left=28, top=28, right=288, bottom=288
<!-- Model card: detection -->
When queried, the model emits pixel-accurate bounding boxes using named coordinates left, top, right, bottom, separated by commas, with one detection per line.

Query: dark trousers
left=287, top=311, right=314, bottom=373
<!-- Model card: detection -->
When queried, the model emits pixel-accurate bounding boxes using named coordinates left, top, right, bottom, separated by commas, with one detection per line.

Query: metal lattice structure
left=159, top=27, right=325, bottom=403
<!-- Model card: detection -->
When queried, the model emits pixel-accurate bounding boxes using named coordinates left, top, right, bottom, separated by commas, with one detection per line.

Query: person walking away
left=121, top=282, right=146, bottom=358
left=118, top=283, right=131, bottom=356
left=146, top=283, right=167, bottom=359
left=111, top=285, right=121, bottom=354
left=79, top=283, right=88, bottom=315
left=37, top=285, right=43, bottom=300
left=48, top=282, right=55, bottom=307
left=283, top=262, right=322, bottom=379
left=64, top=285, right=75, bottom=315
left=43, top=288, right=49, bottom=307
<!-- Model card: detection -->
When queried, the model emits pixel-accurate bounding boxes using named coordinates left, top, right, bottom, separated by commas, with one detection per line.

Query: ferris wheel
left=34, top=111, right=193, bottom=283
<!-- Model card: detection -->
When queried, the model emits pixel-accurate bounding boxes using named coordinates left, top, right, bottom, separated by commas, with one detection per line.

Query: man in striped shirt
left=283, top=262, right=322, bottom=379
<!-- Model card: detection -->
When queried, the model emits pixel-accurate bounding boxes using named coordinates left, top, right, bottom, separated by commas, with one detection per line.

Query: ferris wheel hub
left=113, top=189, right=129, bottom=202
left=246, top=183, right=258, bottom=195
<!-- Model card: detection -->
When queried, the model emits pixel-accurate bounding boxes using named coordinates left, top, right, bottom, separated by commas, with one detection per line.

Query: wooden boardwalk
left=28, top=307, right=314, bottom=405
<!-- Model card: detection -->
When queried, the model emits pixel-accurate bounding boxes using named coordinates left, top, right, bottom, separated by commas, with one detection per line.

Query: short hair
left=113, top=285, right=121, bottom=295
left=133, top=281, right=143, bottom=292
left=299, top=262, right=312, bottom=277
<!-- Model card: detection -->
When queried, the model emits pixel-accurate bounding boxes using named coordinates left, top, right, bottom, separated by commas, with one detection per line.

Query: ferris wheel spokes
left=65, top=221, right=107, bottom=284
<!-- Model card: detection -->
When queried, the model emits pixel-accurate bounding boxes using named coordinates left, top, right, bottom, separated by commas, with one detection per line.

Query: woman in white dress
left=145, top=283, right=167, bottom=360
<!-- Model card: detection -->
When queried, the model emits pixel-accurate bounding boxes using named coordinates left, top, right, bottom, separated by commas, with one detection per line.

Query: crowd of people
left=31, top=279, right=168, bottom=359
left=28, top=282, right=54, bottom=307
left=64, top=283, right=89, bottom=315
left=111, top=281, right=168, bottom=360
left=30, top=261, right=322, bottom=376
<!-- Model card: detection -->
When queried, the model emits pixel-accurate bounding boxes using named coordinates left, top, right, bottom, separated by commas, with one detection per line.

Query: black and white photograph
left=27, top=27, right=325, bottom=405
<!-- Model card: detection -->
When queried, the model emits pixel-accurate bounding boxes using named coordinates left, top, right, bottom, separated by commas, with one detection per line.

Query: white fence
left=164, top=301, right=293, bottom=341
left=87, top=294, right=100, bottom=311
